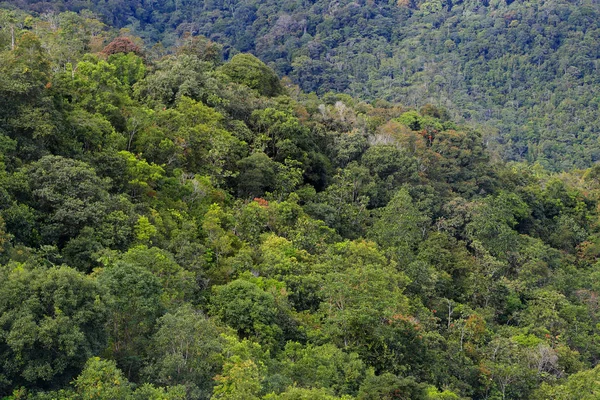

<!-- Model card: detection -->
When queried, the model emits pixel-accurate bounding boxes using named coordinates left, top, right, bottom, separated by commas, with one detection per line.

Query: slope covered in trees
left=3, top=7, right=600, bottom=400
left=6, top=0, right=600, bottom=170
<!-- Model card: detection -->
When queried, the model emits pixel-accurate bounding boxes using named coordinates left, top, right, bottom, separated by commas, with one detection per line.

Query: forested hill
left=6, top=0, right=600, bottom=170
left=5, top=6, right=600, bottom=400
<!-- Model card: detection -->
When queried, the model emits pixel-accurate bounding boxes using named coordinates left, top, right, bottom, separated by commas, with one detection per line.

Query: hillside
left=6, top=0, right=600, bottom=170
left=2, top=6, right=600, bottom=400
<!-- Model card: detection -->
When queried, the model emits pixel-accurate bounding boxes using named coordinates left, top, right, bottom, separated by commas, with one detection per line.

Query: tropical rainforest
left=2, top=1, right=600, bottom=399
left=9, top=0, right=600, bottom=170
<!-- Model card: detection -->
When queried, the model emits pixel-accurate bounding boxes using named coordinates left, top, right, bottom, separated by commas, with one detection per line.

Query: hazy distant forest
left=2, top=0, right=600, bottom=399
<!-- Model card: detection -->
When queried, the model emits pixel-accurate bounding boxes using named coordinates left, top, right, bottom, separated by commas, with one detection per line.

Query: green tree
left=133, top=54, right=216, bottom=106
left=317, top=240, right=414, bottom=371
left=466, top=192, right=530, bottom=261
left=107, top=52, right=146, bottom=87
left=97, top=261, right=164, bottom=379
left=73, top=357, right=131, bottom=400
left=0, top=264, right=107, bottom=394
left=310, top=162, right=373, bottom=238
left=220, top=54, right=283, bottom=97
left=202, top=204, right=240, bottom=281
left=278, top=342, right=367, bottom=396
left=24, top=155, right=110, bottom=246
left=144, top=304, right=224, bottom=399
left=118, top=150, right=164, bottom=199
left=212, top=358, right=262, bottom=400
left=120, top=245, right=195, bottom=305
left=236, top=153, right=280, bottom=198
left=264, top=387, right=353, bottom=400
left=368, top=188, right=429, bottom=264
left=210, top=279, right=287, bottom=348
left=356, top=373, right=427, bottom=400
left=360, top=145, right=418, bottom=206
left=532, top=365, right=600, bottom=400
left=72, top=357, right=187, bottom=400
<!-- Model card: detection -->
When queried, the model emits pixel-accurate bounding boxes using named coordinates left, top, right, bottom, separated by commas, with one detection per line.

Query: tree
left=108, top=53, right=146, bottom=87
left=278, top=342, right=367, bottom=396
left=101, top=37, right=142, bottom=56
left=97, top=261, right=164, bottom=379
left=0, top=31, right=55, bottom=159
left=210, top=279, right=287, bottom=348
left=368, top=188, right=430, bottom=264
left=211, top=334, right=268, bottom=400
left=72, top=357, right=186, bottom=400
left=212, top=358, right=262, bottom=400
left=317, top=240, right=415, bottom=372
left=532, top=365, right=600, bottom=400
left=118, top=150, right=164, bottom=199
left=133, top=54, right=215, bottom=106
left=120, top=246, right=195, bottom=305
left=0, top=264, right=107, bottom=394
left=66, top=54, right=131, bottom=130
left=264, top=387, right=353, bottom=400
left=360, top=145, right=418, bottom=206
left=175, top=35, right=222, bottom=64
left=202, top=204, right=239, bottom=281
left=465, top=192, right=530, bottom=261
left=220, top=54, right=283, bottom=97
left=73, top=357, right=131, bottom=400
left=356, top=373, right=427, bottom=400
left=144, top=304, right=224, bottom=399
left=310, top=162, right=373, bottom=238
left=249, top=108, right=311, bottom=161
left=24, top=155, right=110, bottom=246
left=236, top=152, right=280, bottom=198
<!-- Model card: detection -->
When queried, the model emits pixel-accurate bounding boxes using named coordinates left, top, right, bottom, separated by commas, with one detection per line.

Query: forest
left=7, top=0, right=600, bottom=170
left=2, top=3, right=600, bottom=400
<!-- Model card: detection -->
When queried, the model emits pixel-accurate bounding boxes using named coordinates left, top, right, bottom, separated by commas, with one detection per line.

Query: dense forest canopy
left=5, top=0, right=600, bottom=170
left=2, top=3, right=600, bottom=400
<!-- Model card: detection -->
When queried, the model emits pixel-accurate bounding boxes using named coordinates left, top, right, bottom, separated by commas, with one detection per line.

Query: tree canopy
left=1, top=6, right=600, bottom=400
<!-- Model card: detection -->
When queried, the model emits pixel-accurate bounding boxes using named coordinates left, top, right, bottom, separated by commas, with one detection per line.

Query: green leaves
left=318, top=241, right=411, bottom=364
left=5, top=7, right=600, bottom=400
left=210, top=279, right=284, bottom=348
left=533, top=364, right=600, bottom=400
left=369, top=188, right=429, bottom=263
left=144, top=304, right=224, bottom=399
left=220, top=54, right=283, bottom=98
left=465, top=191, right=530, bottom=260
left=72, top=357, right=187, bottom=400
left=118, top=150, right=164, bottom=199
left=73, top=357, right=131, bottom=400
left=0, top=264, right=107, bottom=392
left=278, top=343, right=367, bottom=396
left=25, top=156, right=110, bottom=246
left=97, top=261, right=164, bottom=377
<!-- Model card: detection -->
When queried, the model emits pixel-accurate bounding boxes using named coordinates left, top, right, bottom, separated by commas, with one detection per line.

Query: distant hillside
left=5, top=0, right=600, bottom=170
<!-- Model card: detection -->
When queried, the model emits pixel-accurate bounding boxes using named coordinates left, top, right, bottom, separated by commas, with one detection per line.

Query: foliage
left=0, top=264, right=106, bottom=392
left=2, top=9, right=600, bottom=400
